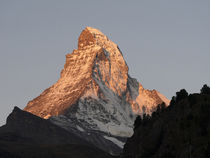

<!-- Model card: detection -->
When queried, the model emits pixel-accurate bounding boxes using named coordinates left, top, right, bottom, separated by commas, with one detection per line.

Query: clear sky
left=0, top=0, right=209, bottom=125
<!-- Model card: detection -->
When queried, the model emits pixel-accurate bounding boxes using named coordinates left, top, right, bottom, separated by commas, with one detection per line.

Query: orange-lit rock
left=24, top=27, right=169, bottom=119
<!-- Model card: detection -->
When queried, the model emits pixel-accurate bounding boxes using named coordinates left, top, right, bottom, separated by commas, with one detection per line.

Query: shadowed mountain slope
left=0, top=107, right=114, bottom=158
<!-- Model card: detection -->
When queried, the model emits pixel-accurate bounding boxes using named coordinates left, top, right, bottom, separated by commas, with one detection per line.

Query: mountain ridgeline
left=123, top=84, right=210, bottom=158
left=23, top=27, right=169, bottom=154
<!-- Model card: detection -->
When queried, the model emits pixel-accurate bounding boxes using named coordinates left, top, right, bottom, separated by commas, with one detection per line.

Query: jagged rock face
left=127, top=77, right=170, bottom=114
left=24, top=27, right=169, bottom=154
left=25, top=27, right=129, bottom=118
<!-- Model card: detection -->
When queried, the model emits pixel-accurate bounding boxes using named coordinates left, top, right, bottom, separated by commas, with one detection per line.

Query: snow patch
left=76, top=125, right=85, bottom=132
left=103, top=136, right=124, bottom=148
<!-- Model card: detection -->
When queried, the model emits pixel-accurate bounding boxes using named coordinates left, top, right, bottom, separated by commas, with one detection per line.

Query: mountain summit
left=24, top=27, right=169, bottom=154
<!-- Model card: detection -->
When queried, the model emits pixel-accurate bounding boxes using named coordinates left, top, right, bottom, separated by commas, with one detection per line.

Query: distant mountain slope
left=123, top=87, right=210, bottom=158
left=0, top=107, right=113, bottom=158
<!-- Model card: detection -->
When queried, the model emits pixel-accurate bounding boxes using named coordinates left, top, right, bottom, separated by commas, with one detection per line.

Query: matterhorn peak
left=24, top=27, right=169, bottom=154
left=25, top=27, right=130, bottom=118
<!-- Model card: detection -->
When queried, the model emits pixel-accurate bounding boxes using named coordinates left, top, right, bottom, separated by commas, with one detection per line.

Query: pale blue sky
left=0, top=0, right=210, bottom=125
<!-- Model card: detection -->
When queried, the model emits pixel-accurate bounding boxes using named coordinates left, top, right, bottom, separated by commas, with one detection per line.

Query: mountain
left=0, top=107, right=114, bottom=158
left=122, top=87, right=210, bottom=158
left=23, top=27, right=169, bottom=154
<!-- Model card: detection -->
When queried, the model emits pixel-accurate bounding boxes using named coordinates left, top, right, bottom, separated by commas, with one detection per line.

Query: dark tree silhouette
left=170, top=96, right=176, bottom=106
left=176, top=89, right=188, bottom=102
left=134, top=115, right=142, bottom=130
left=200, top=84, right=210, bottom=94
left=123, top=85, right=210, bottom=158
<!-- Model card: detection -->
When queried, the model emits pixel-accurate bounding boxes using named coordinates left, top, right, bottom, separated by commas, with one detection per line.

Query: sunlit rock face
left=24, top=27, right=169, bottom=154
